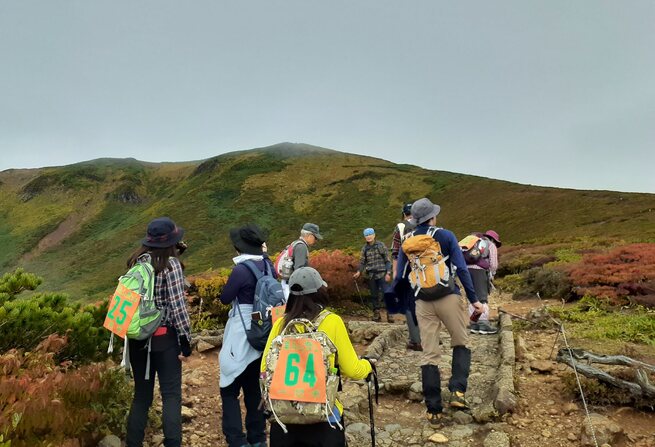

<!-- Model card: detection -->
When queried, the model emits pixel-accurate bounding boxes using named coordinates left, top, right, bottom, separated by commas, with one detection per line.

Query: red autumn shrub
left=567, top=243, right=655, bottom=305
left=309, top=249, right=360, bottom=304
left=0, top=334, right=132, bottom=446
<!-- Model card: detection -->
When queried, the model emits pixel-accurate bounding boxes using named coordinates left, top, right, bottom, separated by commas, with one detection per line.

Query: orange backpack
left=401, top=227, right=455, bottom=300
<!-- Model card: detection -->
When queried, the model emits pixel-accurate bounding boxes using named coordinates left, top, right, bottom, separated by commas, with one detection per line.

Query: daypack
left=235, top=260, right=286, bottom=351
left=459, top=234, right=491, bottom=267
left=104, top=255, right=167, bottom=378
left=261, top=311, right=340, bottom=433
left=396, top=221, right=415, bottom=243
left=274, top=240, right=306, bottom=280
left=401, top=227, right=455, bottom=300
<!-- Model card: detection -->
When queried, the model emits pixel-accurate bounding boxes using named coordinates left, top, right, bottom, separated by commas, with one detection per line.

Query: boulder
left=580, top=413, right=624, bottom=446
left=97, top=435, right=122, bottom=447
left=483, top=431, right=510, bottom=447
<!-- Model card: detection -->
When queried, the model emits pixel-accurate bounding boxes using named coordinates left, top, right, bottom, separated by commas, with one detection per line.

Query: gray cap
left=409, top=198, right=441, bottom=226
left=302, top=222, right=323, bottom=240
left=288, top=267, right=328, bottom=295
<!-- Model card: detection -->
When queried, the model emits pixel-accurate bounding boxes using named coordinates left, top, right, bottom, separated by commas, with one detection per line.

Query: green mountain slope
left=1, top=142, right=654, bottom=300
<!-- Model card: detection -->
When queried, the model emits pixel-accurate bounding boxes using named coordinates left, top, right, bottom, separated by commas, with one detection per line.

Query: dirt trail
left=143, top=295, right=655, bottom=447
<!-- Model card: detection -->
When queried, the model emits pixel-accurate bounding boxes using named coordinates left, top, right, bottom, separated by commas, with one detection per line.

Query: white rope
left=536, top=292, right=599, bottom=447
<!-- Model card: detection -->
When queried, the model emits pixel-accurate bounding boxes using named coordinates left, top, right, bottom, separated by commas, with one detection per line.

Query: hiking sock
left=421, top=365, right=443, bottom=414
left=449, top=346, right=472, bottom=394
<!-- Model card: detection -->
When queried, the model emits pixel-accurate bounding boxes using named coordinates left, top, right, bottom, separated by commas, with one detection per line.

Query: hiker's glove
left=180, top=336, right=192, bottom=357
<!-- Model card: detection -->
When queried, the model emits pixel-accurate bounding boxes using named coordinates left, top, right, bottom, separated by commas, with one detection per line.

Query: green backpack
left=105, top=255, right=167, bottom=379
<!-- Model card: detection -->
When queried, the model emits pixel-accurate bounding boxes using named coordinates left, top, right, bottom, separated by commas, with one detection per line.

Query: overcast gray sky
left=1, top=1, right=654, bottom=193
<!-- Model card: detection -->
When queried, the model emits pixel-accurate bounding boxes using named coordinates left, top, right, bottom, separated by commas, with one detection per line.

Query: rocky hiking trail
left=142, top=294, right=655, bottom=447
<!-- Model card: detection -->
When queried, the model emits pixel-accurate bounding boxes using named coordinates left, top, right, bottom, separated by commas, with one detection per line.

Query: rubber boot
left=421, top=365, right=442, bottom=414
left=373, top=309, right=382, bottom=322
left=449, top=346, right=471, bottom=393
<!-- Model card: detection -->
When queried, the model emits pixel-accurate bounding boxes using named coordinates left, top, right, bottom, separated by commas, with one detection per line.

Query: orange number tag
left=103, top=283, right=141, bottom=338
left=271, top=305, right=286, bottom=324
left=269, top=338, right=326, bottom=403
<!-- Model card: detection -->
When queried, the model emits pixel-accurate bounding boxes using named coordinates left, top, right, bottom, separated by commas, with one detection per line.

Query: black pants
left=126, top=332, right=182, bottom=447
left=270, top=421, right=346, bottom=447
left=469, top=268, right=490, bottom=303
left=368, top=276, right=385, bottom=310
left=220, top=357, right=267, bottom=447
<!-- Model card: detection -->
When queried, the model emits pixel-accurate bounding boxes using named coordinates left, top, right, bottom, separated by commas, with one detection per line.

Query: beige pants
left=415, top=293, right=469, bottom=366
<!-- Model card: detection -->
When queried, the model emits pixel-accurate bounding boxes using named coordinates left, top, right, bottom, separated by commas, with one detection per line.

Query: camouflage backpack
left=261, top=310, right=341, bottom=432
left=104, top=254, right=167, bottom=379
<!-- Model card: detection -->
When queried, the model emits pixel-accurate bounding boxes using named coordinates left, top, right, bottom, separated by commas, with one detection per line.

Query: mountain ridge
left=1, top=142, right=654, bottom=299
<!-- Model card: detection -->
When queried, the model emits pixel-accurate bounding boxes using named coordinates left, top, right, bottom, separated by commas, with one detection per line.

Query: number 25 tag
left=103, top=283, right=141, bottom=338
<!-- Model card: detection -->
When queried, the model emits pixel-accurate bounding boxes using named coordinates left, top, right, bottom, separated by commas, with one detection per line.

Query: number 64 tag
left=269, top=338, right=327, bottom=403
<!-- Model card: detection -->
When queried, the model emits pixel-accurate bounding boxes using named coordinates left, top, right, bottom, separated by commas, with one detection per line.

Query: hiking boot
left=373, top=310, right=382, bottom=322
left=386, top=313, right=394, bottom=323
left=449, top=391, right=469, bottom=410
left=426, top=411, right=443, bottom=425
left=406, top=341, right=423, bottom=351
left=476, top=321, right=498, bottom=335
left=468, top=322, right=480, bottom=334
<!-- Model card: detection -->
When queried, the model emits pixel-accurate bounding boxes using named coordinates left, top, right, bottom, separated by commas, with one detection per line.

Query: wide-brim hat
left=484, top=230, right=502, bottom=247
left=230, top=223, right=267, bottom=255
left=408, top=198, right=441, bottom=226
left=142, top=217, right=185, bottom=248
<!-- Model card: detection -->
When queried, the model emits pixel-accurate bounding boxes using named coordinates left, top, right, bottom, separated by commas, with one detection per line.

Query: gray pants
left=406, top=310, right=421, bottom=344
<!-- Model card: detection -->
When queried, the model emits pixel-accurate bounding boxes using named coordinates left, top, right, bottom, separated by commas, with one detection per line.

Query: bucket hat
left=363, top=228, right=375, bottom=236
left=302, top=223, right=323, bottom=240
left=288, top=267, right=328, bottom=295
left=409, top=198, right=441, bottom=226
left=230, top=223, right=267, bottom=255
left=142, top=217, right=185, bottom=248
left=484, top=230, right=502, bottom=247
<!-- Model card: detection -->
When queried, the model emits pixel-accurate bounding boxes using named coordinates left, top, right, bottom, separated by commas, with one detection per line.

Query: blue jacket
left=395, top=224, right=479, bottom=304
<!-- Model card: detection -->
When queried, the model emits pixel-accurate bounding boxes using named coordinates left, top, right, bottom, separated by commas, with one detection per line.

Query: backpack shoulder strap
left=376, top=242, right=389, bottom=264
left=312, top=309, right=332, bottom=330
left=426, top=226, right=440, bottom=238
left=242, top=260, right=264, bottom=281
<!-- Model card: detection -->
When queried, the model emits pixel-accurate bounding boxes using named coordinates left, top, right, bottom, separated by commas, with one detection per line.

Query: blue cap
left=363, top=228, right=375, bottom=236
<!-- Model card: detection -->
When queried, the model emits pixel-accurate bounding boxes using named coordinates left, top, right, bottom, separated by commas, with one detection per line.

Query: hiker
left=278, top=223, right=323, bottom=299
left=395, top=198, right=483, bottom=422
left=125, top=217, right=192, bottom=447
left=261, top=267, right=374, bottom=447
left=218, top=224, right=271, bottom=447
left=390, top=202, right=422, bottom=350
left=467, top=230, right=501, bottom=335
left=353, top=228, right=392, bottom=322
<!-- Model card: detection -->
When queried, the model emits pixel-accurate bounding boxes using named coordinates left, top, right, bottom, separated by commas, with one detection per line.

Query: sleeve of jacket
left=391, top=226, right=401, bottom=259
left=329, top=314, right=372, bottom=380
left=381, top=242, right=392, bottom=273
left=219, top=264, right=243, bottom=304
left=447, top=231, right=479, bottom=304
left=166, top=258, right=192, bottom=342
left=293, top=242, right=309, bottom=270
left=358, top=245, right=366, bottom=273
left=489, top=243, right=499, bottom=277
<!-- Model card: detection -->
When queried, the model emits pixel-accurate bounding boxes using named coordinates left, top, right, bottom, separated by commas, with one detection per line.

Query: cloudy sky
left=1, top=1, right=653, bottom=193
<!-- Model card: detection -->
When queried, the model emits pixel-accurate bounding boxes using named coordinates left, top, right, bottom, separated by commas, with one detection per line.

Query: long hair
left=283, top=286, right=330, bottom=327
left=127, top=245, right=180, bottom=275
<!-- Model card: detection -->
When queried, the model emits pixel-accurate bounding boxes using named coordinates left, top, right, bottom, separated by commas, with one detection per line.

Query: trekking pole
left=354, top=279, right=366, bottom=308
left=368, top=379, right=375, bottom=446
left=365, top=361, right=379, bottom=447
left=497, top=308, right=538, bottom=324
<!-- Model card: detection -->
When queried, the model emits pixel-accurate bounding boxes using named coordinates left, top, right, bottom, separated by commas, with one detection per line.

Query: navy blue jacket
left=219, top=257, right=276, bottom=305
left=395, top=224, right=479, bottom=304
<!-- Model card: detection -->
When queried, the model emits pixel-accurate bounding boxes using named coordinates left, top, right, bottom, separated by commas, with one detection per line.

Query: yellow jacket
left=260, top=310, right=373, bottom=415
